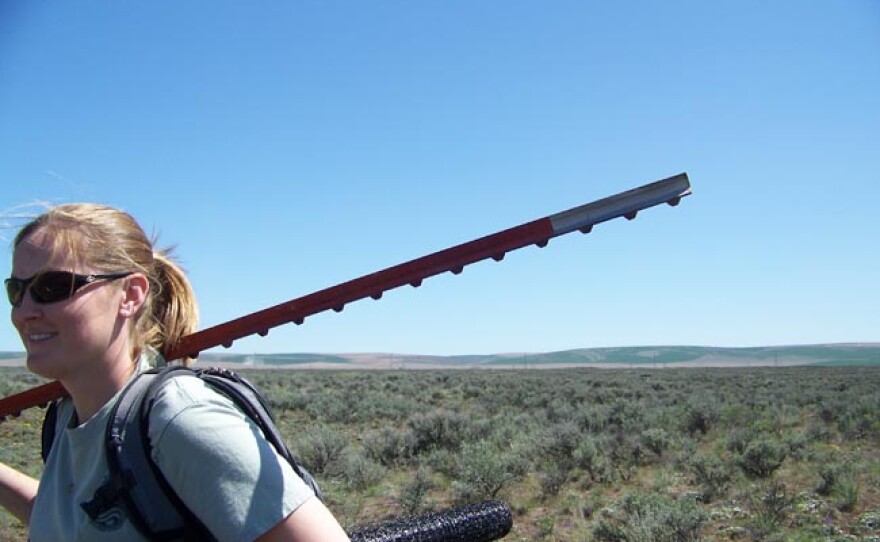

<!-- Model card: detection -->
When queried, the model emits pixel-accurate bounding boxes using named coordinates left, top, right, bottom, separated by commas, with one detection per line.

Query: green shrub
left=266, top=388, right=309, bottom=411
left=640, top=428, right=671, bottom=459
left=737, top=437, right=786, bottom=479
left=303, top=392, right=358, bottom=424
left=804, top=420, right=831, bottom=443
left=833, top=470, right=860, bottom=512
left=451, top=440, right=527, bottom=503
left=342, top=452, right=386, bottom=491
left=591, top=519, right=626, bottom=542
left=836, top=395, right=880, bottom=441
left=592, top=492, right=705, bottom=542
left=682, top=399, right=719, bottom=436
left=544, top=397, right=579, bottom=423
left=724, top=427, right=756, bottom=455
left=538, top=463, right=570, bottom=499
left=362, top=426, right=414, bottom=467
left=816, top=461, right=845, bottom=496
left=783, top=431, right=809, bottom=460
left=422, top=448, right=458, bottom=477
left=578, top=404, right=609, bottom=432
left=294, top=425, right=348, bottom=475
left=0, top=370, right=44, bottom=396
left=397, top=468, right=434, bottom=515
left=573, top=436, right=614, bottom=483
left=530, top=421, right=582, bottom=472
left=747, top=481, right=793, bottom=540
left=604, top=398, right=647, bottom=434
left=406, top=409, right=473, bottom=455
left=689, top=454, right=732, bottom=503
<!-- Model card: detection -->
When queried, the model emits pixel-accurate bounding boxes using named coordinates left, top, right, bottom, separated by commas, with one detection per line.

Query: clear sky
left=0, top=1, right=877, bottom=356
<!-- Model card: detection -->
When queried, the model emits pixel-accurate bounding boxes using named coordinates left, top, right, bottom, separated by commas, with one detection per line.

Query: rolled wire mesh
left=349, top=500, right=512, bottom=542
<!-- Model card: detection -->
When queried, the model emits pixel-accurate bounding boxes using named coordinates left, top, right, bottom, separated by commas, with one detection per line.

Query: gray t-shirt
left=30, top=368, right=315, bottom=542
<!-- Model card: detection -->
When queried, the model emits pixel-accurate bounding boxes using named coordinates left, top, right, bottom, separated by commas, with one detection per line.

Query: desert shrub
left=737, top=437, right=786, bottom=479
left=362, top=426, right=414, bottom=467
left=670, top=435, right=699, bottom=470
left=573, top=436, right=614, bottom=483
left=0, top=370, right=44, bottom=396
left=591, top=520, right=626, bottom=542
left=356, top=392, right=424, bottom=423
left=815, top=460, right=844, bottom=496
left=303, top=392, right=358, bottom=424
left=782, top=432, right=809, bottom=461
left=533, top=421, right=582, bottom=459
left=804, top=420, right=831, bottom=443
left=451, top=440, right=527, bottom=503
left=753, top=406, right=785, bottom=435
left=266, top=388, right=310, bottom=411
left=423, top=448, right=459, bottom=477
left=640, top=428, right=671, bottom=459
left=294, top=425, right=348, bottom=476
left=689, top=454, right=732, bottom=503
left=836, top=395, right=880, bottom=441
left=538, top=463, right=570, bottom=499
left=747, top=480, right=794, bottom=540
left=725, top=427, right=757, bottom=455
left=530, top=421, right=583, bottom=490
left=576, top=404, right=609, bottom=432
left=682, top=398, right=719, bottom=436
left=544, top=397, right=579, bottom=424
left=405, top=409, right=473, bottom=455
left=833, top=469, right=860, bottom=512
left=342, top=452, right=386, bottom=491
left=817, top=401, right=836, bottom=424
left=484, top=411, right=534, bottom=450
left=719, top=402, right=757, bottom=427
left=604, top=398, right=646, bottom=434
left=605, top=431, right=644, bottom=474
left=643, top=407, right=682, bottom=435
left=397, top=468, right=434, bottom=515
left=592, top=492, right=705, bottom=542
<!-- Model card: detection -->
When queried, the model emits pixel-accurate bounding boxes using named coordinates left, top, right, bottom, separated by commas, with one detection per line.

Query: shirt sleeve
left=146, top=375, right=315, bottom=542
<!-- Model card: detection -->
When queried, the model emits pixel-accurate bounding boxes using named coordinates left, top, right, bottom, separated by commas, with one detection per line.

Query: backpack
left=41, top=365, right=322, bottom=541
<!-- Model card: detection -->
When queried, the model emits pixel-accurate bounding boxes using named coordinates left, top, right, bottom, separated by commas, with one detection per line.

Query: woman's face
left=10, top=229, right=128, bottom=380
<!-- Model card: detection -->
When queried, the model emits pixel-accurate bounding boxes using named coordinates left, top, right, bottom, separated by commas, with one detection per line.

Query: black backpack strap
left=82, top=367, right=209, bottom=541
left=40, top=400, right=59, bottom=464
left=133, top=366, right=217, bottom=541
left=196, top=367, right=324, bottom=501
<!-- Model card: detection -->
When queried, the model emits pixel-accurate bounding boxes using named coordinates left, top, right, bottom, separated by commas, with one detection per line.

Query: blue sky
left=1, top=1, right=878, bottom=355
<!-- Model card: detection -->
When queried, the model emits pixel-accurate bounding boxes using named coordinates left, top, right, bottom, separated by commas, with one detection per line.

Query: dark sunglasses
left=5, top=271, right=133, bottom=307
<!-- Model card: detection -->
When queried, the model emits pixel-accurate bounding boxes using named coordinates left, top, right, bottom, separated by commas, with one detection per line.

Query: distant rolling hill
left=193, top=344, right=880, bottom=368
left=1, top=344, right=878, bottom=369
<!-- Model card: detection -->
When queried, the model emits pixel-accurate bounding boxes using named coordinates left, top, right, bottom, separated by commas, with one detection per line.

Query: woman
left=0, top=204, right=350, bottom=541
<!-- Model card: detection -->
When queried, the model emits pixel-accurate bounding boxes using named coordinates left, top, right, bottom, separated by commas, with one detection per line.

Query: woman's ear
left=119, top=273, right=149, bottom=318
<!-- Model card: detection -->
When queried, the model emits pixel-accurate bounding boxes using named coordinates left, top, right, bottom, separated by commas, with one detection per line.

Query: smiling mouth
left=28, top=333, right=55, bottom=343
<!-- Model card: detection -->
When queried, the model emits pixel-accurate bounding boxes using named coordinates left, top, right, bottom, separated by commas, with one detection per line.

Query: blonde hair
left=14, top=204, right=199, bottom=364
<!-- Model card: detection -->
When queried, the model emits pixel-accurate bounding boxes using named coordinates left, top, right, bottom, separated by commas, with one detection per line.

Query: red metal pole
left=1, top=173, right=691, bottom=419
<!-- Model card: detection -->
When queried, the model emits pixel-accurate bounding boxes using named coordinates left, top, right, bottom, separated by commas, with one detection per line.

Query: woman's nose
left=11, top=293, right=43, bottom=325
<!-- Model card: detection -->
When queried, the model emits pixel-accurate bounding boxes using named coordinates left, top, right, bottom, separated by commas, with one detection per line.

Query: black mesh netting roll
left=349, top=500, right=512, bottom=542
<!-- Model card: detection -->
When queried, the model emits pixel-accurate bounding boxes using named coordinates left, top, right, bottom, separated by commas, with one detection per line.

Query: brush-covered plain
left=2, top=366, right=879, bottom=541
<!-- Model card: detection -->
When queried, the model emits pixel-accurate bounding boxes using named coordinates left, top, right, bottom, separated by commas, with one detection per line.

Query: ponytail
left=145, top=251, right=199, bottom=365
